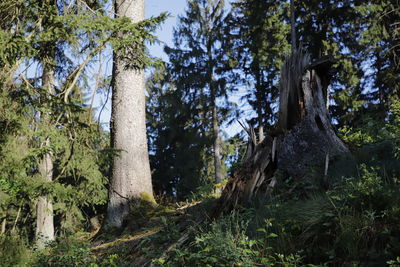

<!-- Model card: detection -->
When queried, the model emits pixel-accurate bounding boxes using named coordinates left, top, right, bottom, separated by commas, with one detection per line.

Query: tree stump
left=212, top=50, right=351, bottom=216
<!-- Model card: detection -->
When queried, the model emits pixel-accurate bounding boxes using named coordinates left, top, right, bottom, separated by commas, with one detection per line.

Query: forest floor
left=22, top=172, right=400, bottom=267
left=89, top=198, right=216, bottom=266
left=83, top=174, right=400, bottom=267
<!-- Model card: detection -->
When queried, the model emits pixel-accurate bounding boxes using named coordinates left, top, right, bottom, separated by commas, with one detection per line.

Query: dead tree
left=213, top=49, right=351, bottom=216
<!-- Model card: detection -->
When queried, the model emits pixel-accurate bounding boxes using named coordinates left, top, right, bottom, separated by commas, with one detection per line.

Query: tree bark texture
left=36, top=62, right=55, bottom=249
left=105, top=0, right=154, bottom=229
left=290, top=0, right=296, bottom=53
left=212, top=104, right=223, bottom=184
left=208, top=35, right=223, bottom=185
left=213, top=50, right=350, bottom=216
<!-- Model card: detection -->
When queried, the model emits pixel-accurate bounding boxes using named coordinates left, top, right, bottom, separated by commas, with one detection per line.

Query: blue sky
left=146, top=0, right=184, bottom=61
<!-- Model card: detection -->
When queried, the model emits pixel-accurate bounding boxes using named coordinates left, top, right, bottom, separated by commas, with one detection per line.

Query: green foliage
left=388, top=100, right=400, bottom=159
left=243, top=164, right=400, bottom=266
left=33, top=235, right=125, bottom=267
left=146, top=64, right=208, bottom=199
left=0, top=0, right=399, bottom=266
left=230, top=0, right=290, bottom=127
left=34, top=236, right=96, bottom=267
left=0, top=234, right=32, bottom=267
left=163, top=212, right=302, bottom=267
left=0, top=0, right=167, bottom=242
left=388, top=257, right=400, bottom=267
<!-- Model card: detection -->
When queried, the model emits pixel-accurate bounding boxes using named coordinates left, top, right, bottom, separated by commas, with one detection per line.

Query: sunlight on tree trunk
left=213, top=105, right=222, bottom=184
left=105, top=0, right=154, bottom=229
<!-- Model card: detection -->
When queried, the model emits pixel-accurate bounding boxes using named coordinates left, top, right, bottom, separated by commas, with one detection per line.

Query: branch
left=62, top=41, right=108, bottom=103
left=2, top=17, right=43, bottom=85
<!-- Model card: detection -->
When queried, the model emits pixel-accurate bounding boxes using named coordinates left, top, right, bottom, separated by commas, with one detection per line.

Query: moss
left=139, top=192, right=157, bottom=206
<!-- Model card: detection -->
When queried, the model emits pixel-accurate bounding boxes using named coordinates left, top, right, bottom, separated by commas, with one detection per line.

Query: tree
left=35, top=0, right=59, bottom=248
left=36, top=52, right=56, bottom=249
left=0, top=0, right=114, bottom=242
left=229, top=0, right=290, bottom=137
left=165, top=0, right=234, bottom=185
left=146, top=64, right=208, bottom=198
left=105, top=0, right=155, bottom=229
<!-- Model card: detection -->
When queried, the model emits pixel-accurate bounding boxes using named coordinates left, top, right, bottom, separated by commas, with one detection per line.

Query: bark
left=208, top=36, right=222, bottom=185
left=212, top=50, right=351, bottom=216
left=258, top=124, right=265, bottom=143
left=212, top=104, right=223, bottom=184
left=36, top=62, right=55, bottom=249
left=105, top=0, right=154, bottom=229
left=1, top=218, right=6, bottom=234
left=290, top=0, right=296, bottom=53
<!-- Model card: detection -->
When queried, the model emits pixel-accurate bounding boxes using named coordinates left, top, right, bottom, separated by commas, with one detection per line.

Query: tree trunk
left=36, top=62, right=55, bottom=249
left=258, top=121, right=265, bottom=143
left=105, top=0, right=154, bottom=229
left=1, top=218, right=6, bottom=234
left=212, top=50, right=351, bottom=216
left=208, top=35, right=222, bottom=185
left=290, top=0, right=296, bottom=53
left=212, top=104, right=223, bottom=184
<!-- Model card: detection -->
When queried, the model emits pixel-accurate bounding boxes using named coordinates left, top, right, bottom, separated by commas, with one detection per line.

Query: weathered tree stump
left=212, top=50, right=351, bottom=216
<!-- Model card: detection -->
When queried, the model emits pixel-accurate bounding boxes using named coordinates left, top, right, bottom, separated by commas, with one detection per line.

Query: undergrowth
left=1, top=164, right=399, bottom=267
left=153, top=164, right=400, bottom=266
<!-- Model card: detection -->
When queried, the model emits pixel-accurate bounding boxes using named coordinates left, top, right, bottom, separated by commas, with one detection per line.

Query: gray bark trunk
left=36, top=62, right=55, bottom=249
left=258, top=123, right=264, bottom=143
left=1, top=218, right=6, bottom=234
left=212, top=104, right=222, bottom=184
left=105, top=0, right=154, bottom=229
left=208, top=33, right=222, bottom=185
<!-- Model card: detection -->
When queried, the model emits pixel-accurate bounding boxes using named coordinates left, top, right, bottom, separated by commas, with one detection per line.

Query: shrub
left=33, top=236, right=96, bottom=267
left=0, top=234, right=31, bottom=267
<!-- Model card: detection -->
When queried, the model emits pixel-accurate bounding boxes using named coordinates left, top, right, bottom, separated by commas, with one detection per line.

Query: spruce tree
left=165, top=0, right=233, bottom=185
left=105, top=0, right=155, bottom=229
left=230, top=0, right=290, bottom=136
left=146, top=64, right=207, bottom=198
left=0, top=0, right=165, bottom=239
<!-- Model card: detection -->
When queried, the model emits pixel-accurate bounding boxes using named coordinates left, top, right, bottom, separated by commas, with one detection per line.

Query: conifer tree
left=230, top=0, right=290, bottom=136
left=105, top=0, right=155, bottom=229
left=0, top=0, right=165, bottom=237
left=146, top=64, right=207, bottom=198
left=165, top=0, right=233, bottom=185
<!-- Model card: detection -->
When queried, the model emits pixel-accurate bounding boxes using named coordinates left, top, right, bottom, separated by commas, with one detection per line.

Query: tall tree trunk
left=254, top=53, right=265, bottom=143
left=36, top=61, right=55, bottom=249
left=105, top=0, right=154, bottom=229
left=1, top=218, right=6, bottom=234
left=212, top=104, right=222, bottom=184
left=208, top=35, right=222, bottom=185
left=258, top=121, right=264, bottom=143
left=290, top=0, right=296, bottom=53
